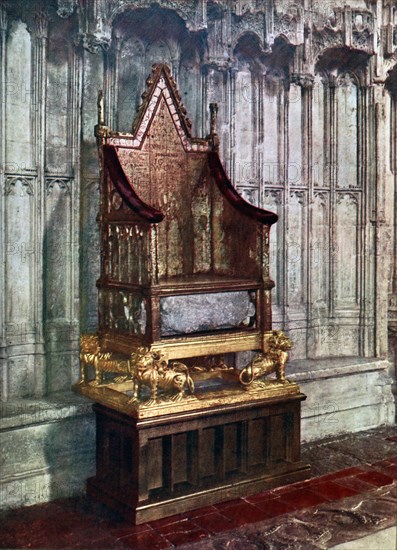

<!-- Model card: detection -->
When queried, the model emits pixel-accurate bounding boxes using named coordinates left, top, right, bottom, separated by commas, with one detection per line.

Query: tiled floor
left=1, top=426, right=396, bottom=549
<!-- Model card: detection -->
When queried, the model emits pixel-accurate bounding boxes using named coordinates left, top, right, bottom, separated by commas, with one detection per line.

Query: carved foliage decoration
left=56, top=0, right=77, bottom=19
left=80, top=0, right=207, bottom=52
left=312, top=28, right=344, bottom=63
left=271, top=7, right=302, bottom=45
left=231, top=15, right=266, bottom=51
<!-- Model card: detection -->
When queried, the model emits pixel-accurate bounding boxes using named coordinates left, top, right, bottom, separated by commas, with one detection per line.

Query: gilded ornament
left=78, top=336, right=194, bottom=405
left=239, top=330, right=293, bottom=387
left=129, top=347, right=194, bottom=405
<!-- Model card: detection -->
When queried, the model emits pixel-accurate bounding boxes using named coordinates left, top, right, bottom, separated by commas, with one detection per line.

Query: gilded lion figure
left=79, top=337, right=194, bottom=405
left=129, top=347, right=195, bottom=405
left=79, top=335, right=132, bottom=386
left=239, top=330, right=292, bottom=386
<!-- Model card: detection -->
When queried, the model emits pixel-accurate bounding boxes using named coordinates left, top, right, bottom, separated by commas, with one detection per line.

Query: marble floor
left=0, top=426, right=396, bottom=549
left=329, top=527, right=396, bottom=549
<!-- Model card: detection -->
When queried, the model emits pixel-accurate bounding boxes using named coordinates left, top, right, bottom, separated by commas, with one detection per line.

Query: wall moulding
left=0, top=4, right=7, bottom=31
left=45, top=177, right=71, bottom=195
left=5, top=176, right=34, bottom=196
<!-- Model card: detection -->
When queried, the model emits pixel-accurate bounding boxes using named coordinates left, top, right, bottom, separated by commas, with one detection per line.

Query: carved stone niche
left=74, top=64, right=309, bottom=523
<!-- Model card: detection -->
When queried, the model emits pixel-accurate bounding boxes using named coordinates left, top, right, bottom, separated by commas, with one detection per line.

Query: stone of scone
left=160, top=291, right=256, bottom=336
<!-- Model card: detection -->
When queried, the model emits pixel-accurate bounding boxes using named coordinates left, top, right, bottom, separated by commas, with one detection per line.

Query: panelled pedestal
left=87, top=393, right=310, bottom=524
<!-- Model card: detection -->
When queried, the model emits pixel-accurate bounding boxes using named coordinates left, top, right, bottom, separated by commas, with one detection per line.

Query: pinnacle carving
left=56, top=0, right=77, bottom=19
left=34, top=9, right=49, bottom=39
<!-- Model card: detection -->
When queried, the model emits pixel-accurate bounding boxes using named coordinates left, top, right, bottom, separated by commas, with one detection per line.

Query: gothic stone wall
left=0, top=0, right=396, bottom=510
left=0, top=0, right=396, bottom=399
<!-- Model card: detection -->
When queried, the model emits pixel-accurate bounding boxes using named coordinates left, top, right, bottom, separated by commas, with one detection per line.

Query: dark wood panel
left=172, top=432, right=188, bottom=486
left=224, top=422, right=239, bottom=474
left=270, top=414, right=288, bottom=463
left=247, top=417, right=267, bottom=467
left=147, top=437, right=163, bottom=491
left=199, top=427, right=216, bottom=479
left=87, top=395, right=310, bottom=523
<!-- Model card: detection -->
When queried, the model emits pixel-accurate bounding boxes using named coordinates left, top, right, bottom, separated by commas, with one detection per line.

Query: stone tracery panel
left=337, top=73, right=358, bottom=189
left=114, top=38, right=145, bottom=133
left=312, top=75, right=325, bottom=187
left=46, top=24, right=75, bottom=175
left=5, top=177, right=36, bottom=397
left=288, top=83, right=302, bottom=186
left=263, top=188, right=283, bottom=310
left=287, top=189, right=306, bottom=306
left=311, top=192, right=329, bottom=308
left=5, top=20, right=33, bottom=169
left=334, top=192, right=360, bottom=308
left=263, top=77, right=281, bottom=186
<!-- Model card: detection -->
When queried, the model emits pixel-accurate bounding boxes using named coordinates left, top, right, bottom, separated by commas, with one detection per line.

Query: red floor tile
left=215, top=498, right=244, bottom=510
left=254, top=497, right=295, bottom=518
left=245, top=491, right=279, bottom=504
left=378, top=465, right=397, bottom=479
left=192, top=511, right=235, bottom=533
left=370, top=460, right=397, bottom=478
left=65, top=534, right=124, bottom=549
left=308, top=480, right=359, bottom=501
left=163, top=526, right=209, bottom=546
left=271, top=479, right=312, bottom=495
left=277, top=487, right=327, bottom=511
left=214, top=501, right=271, bottom=527
left=119, top=529, right=172, bottom=549
left=309, top=467, right=366, bottom=484
left=184, top=505, right=218, bottom=518
left=153, top=518, right=203, bottom=536
left=148, top=513, right=188, bottom=530
left=355, top=471, right=395, bottom=487
left=97, top=520, right=152, bottom=539
left=153, top=518, right=209, bottom=546
left=333, top=476, right=377, bottom=493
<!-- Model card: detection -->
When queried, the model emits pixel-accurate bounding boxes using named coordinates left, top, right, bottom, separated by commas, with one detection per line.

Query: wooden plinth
left=87, top=394, right=311, bottom=524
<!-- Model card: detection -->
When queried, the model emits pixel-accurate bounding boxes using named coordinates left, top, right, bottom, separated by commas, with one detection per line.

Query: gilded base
left=73, top=377, right=300, bottom=419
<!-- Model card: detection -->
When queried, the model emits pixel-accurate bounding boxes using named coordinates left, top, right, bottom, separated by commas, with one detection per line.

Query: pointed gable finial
left=132, top=64, right=192, bottom=138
